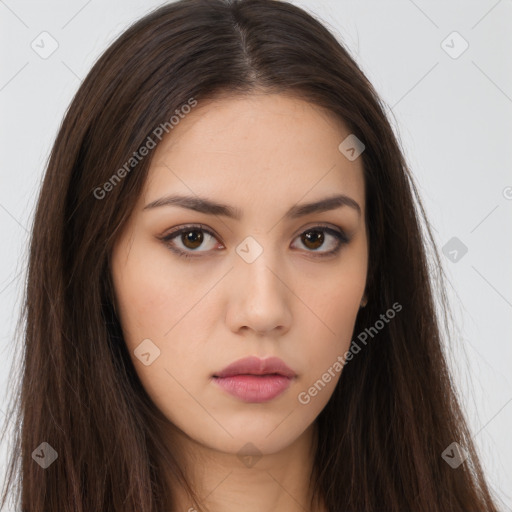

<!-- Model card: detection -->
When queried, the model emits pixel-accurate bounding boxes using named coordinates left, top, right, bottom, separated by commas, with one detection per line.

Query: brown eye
left=291, top=225, right=349, bottom=257
left=160, top=224, right=221, bottom=258
left=301, top=230, right=324, bottom=250
left=181, top=229, right=204, bottom=250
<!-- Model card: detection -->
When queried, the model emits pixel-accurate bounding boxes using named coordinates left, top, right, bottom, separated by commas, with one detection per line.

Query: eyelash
left=159, top=223, right=350, bottom=260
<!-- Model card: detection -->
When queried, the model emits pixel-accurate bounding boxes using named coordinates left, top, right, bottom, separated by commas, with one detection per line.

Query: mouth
left=212, top=356, right=297, bottom=403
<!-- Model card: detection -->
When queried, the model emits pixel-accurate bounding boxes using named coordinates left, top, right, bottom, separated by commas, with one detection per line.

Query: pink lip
left=212, top=356, right=296, bottom=403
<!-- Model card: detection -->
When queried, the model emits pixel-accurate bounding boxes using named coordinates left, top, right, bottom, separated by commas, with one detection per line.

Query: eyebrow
left=143, top=193, right=361, bottom=219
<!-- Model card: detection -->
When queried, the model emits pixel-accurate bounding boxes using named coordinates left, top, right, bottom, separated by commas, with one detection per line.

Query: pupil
left=180, top=230, right=324, bottom=251
left=303, top=230, right=323, bottom=249
left=183, top=230, right=203, bottom=249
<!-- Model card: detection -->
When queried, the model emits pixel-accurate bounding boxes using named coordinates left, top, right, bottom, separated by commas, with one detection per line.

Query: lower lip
left=213, top=374, right=293, bottom=403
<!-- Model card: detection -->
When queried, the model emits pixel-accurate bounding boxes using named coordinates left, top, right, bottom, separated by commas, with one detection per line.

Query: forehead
left=142, top=93, right=365, bottom=213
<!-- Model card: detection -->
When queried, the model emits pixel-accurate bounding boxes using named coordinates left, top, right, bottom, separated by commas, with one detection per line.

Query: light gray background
left=1, top=0, right=511, bottom=509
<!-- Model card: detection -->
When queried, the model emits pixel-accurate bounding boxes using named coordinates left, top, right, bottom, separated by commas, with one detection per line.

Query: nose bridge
left=236, top=234, right=282, bottom=299
left=230, top=234, right=291, bottom=333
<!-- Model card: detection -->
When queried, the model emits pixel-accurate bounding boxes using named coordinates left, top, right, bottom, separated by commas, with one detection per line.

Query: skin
left=111, top=92, right=368, bottom=512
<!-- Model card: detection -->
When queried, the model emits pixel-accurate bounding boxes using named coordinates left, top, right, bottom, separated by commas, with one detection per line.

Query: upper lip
left=213, top=356, right=297, bottom=379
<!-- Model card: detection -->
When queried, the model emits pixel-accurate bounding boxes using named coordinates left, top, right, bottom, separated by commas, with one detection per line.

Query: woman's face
left=111, top=93, right=368, bottom=456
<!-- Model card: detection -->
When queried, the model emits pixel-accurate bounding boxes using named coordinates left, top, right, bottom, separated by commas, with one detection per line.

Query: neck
left=164, top=422, right=326, bottom=512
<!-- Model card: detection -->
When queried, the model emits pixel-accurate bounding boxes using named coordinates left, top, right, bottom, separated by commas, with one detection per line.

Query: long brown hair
left=0, top=0, right=500, bottom=510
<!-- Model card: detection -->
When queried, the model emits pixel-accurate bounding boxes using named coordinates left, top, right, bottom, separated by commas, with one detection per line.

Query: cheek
left=111, top=238, right=192, bottom=343
left=111, top=250, right=213, bottom=429
left=113, top=264, right=211, bottom=402
left=297, top=256, right=366, bottom=343
left=299, top=287, right=359, bottom=383
left=111, top=237, right=214, bottom=373
left=109, top=226, right=368, bottom=452
left=315, top=282, right=362, bottom=335
left=294, top=255, right=367, bottom=403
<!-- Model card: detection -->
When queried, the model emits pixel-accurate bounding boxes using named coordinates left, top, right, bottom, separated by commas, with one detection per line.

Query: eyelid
left=291, top=222, right=349, bottom=241
left=160, top=223, right=223, bottom=256
left=162, top=223, right=220, bottom=242
left=159, top=222, right=350, bottom=258
left=290, top=223, right=350, bottom=258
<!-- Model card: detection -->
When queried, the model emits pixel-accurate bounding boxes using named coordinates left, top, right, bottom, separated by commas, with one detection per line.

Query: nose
left=225, top=242, right=292, bottom=337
